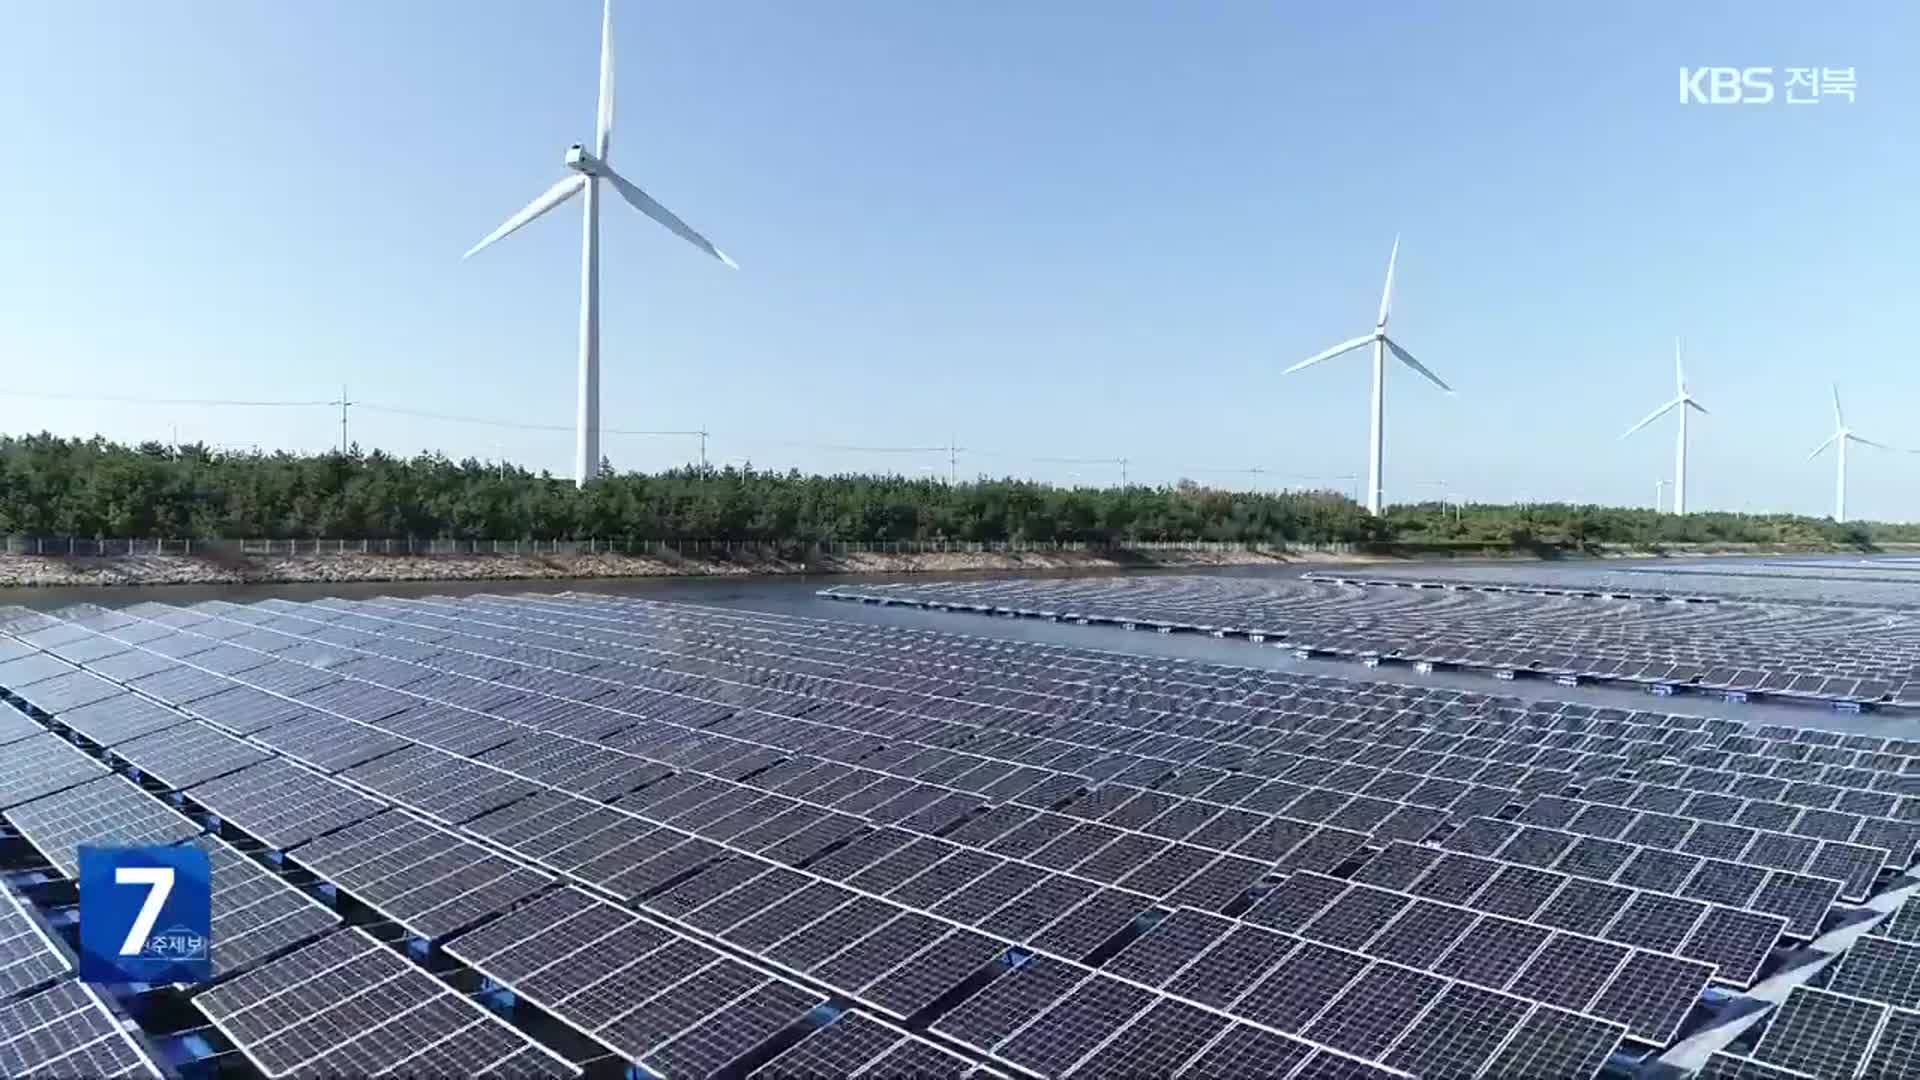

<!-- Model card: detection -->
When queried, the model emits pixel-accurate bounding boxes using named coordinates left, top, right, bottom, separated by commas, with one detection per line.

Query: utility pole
left=1655, top=477, right=1667, bottom=513
left=698, top=430, right=709, bottom=469
left=1120, top=457, right=1129, bottom=487
left=333, top=385, right=353, bottom=454
left=948, top=434, right=957, bottom=485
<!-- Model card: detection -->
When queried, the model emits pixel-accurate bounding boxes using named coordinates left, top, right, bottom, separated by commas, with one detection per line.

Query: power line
left=0, top=390, right=333, bottom=407
left=0, top=387, right=1363, bottom=492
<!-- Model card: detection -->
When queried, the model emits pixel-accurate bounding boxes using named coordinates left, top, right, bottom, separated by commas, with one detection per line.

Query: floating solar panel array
left=1324, top=557, right=1920, bottom=611
left=821, top=574, right=1920, bottom=705
left=0, top=590, right=1915, bottom=1077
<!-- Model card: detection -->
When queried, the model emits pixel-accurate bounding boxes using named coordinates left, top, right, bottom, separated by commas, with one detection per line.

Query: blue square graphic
left=78, top=844, right=212, bottom=985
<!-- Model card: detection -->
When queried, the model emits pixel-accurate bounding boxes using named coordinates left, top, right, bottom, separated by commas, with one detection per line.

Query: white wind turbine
left=1285, top=236, right=1454, bottom=516
left=463, top=0, right=737, bottom=487
left=1621, top=339, right=1709, bottom=514
left=1808, top=383, right=1901, bottom=523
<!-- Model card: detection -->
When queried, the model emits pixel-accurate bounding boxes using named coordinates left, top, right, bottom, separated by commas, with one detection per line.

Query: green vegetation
left=0, top=433, right=1912, bottom=549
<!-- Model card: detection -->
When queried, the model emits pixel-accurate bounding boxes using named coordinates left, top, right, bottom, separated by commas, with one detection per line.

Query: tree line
left=0, top=433, right=1910, bottom=549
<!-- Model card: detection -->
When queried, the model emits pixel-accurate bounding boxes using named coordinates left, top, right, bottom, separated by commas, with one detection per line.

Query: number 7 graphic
left=113, top=866, right=175, bottom=957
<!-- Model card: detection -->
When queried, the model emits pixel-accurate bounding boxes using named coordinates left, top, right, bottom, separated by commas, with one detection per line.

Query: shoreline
left=0, top=541, right=1889, bottom=589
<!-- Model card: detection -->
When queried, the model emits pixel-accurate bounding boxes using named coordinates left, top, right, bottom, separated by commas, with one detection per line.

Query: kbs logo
left=1680, top=67, right=1774, bottom=104
left=1680, top=67, right=1857, bottom=105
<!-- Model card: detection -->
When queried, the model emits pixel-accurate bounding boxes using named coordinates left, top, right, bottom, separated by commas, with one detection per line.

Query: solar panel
left=1350, top=842, right=1446, bottom=891
left=931, top=955, right=1089, bottom=1053
left=1302, top=962, right=1445, bottom=1058
left=1300, top=886, right=1411, bottom=952
left=1381, top=981, right=1530, bottom=1078
left=641, top=978, right=822, bottom=1078
left=1695, top=1051, right=1820, bottom=1080
left=993, top=974, right=1155, bottom=1077
left=0, top=732, right=106, bottom=809
left=1604, top=892, right=1708, bottom=954
left=1684, top=906, right=1787, bottom=988
left=186, top=757, right=385, bottom=850
left=1233, top=940, right=1370, bottom=1031
left=1862, top=1006, right=1920, bottom=1080
left=4, top=774, right=200, bottom=878
left=1166, top=923, right=1300, bottom=1008
left=1173, top=1023, right=1317, bottom=1079
left=1243, top=872, right=1347, bottom=931
left=1366, top=899, right=1479, bottom=969
left=1507, top=933, right=1630, bottom=1013
left=1481, top=1005, right=1625, bottom=1080
left=855, top=1035, right=972, bottom=1079
left=1828, top=934, right=1920, bottom=1009
left=52, top=694, right=188, bottom=747
left=749, top=1011, right=903, bottom=1078
left=1753, top=986, right=1887, bottom=1079
left=810, top=912, right=950, bottom=993
left=1749, top=871, right=1843, bottom=938
left=0, top=980, right=161, bottom=1078
left=0, top=884, right=70, bottom=998
left=1065, top=997, right=1230, bottom=1078
left=1030, top=889, right=1151, bottom=960
left=1102, top=909, right=1234, bottom=986
left=249, top=710, right=410, bottom=772
left=863, top=929, right=1007, bottom=1018
left=114, top=720, right=269, bottom=788
left=1589, top=949, right=1714, bottom=1044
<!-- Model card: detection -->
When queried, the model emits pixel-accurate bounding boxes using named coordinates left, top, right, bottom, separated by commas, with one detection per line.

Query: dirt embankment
left=0, top=541, right=1888, bottom=589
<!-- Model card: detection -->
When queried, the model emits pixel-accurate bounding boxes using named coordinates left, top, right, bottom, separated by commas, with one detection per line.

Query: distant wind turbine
left=463, top=0, right=737, bottom=487
left=1807, top=383, right=1903, bottom=523
left=1285, top=236, right=1454, bottom=516
left=1621, top=338, right=1709, bottom=514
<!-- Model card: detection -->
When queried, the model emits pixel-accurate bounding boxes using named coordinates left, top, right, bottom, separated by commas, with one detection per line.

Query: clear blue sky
left=2, top=2, right=1914, bottom=516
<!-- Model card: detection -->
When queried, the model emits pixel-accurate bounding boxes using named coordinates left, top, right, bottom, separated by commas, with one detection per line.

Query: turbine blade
left=1674, top=337, right=1686, bottom=394
left=1848, top=433, right=1898, bottom=451
left=1832, top=383, right=1845, bottom=428
left=461, top=174, right=587, bottom=260
left=1620, top=395, right=1684, bottom=439
left=1383, top=336, right=1452, bottom=393
left=1807, top=431, right=1840, bottom=461
left=595, top=0, right=615, bottom=158
left=1283, top=334, right=1374, bottom=375
left=599, top=165, right=738, bottom=268
left=1686, top=397, right=1709, bottom=415
left=1377, top=234, right=1400, bottom=328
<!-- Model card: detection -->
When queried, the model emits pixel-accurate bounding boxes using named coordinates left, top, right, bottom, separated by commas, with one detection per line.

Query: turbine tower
left=1807, top=383, right=1899, bottom=523
left=1285, top=236, right=1454, bottom=516
left=463, top=0, right=737, bottom=487
left=1621, top=338, right=1709, bottom=514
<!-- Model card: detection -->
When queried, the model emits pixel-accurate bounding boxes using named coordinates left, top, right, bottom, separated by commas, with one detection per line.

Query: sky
left=2, top=1, right=1916, bottom=517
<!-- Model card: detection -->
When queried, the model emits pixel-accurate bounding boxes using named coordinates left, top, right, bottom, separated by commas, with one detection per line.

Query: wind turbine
left=463, top=0, right=737, bottom=487
left=1808, top=383, right=1900, bottom=523
left=1285, top=236, right=1453, bottom=516
left=1621, top=338, right=1709, bottom=514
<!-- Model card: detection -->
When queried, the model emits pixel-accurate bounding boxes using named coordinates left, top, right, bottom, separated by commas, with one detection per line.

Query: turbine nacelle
left=564, top=144, right=602, bottom=175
